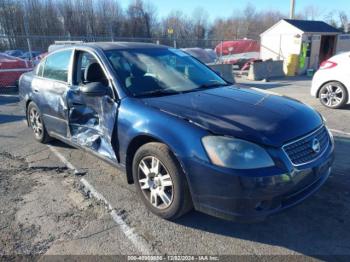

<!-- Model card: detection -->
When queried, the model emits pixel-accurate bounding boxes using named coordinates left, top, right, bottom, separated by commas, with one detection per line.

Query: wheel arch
left=125, top=135, right=161, bottom=184
left=25, top=99, right=33, bottom=126
left=124, top=134, right=187, bottom=185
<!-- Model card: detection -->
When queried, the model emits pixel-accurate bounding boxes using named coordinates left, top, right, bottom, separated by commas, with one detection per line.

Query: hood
left=142, top=86, right=323, bottom=147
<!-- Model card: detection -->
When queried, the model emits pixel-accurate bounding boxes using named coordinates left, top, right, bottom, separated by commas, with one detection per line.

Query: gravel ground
left=0, top=151, right=108, bottom=257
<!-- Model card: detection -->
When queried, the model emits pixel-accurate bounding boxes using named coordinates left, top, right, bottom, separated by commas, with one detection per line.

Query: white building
left=260, top=19, right=350, bottom=73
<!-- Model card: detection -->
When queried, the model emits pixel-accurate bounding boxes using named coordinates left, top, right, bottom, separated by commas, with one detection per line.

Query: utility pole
left=289, top=0, right=295, bottom=19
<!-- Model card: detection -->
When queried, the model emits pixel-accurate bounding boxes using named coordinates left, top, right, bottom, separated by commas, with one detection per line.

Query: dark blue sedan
left=19, top=42, right=334, bottom=222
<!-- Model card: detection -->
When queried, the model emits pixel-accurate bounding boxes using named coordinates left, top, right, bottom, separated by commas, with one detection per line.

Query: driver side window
left=74, top=51, right=108, bottom=87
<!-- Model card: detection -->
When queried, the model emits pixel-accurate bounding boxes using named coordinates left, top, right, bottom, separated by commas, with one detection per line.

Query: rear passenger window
left=36, top=61, right=44, bottom=77
left=43, top=50, right=72, bottom=82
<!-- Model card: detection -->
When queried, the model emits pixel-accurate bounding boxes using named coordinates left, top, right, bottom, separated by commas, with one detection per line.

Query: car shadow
left=176, top=135, right=350, bottom=257
left=272, top=75, right=312, bottom=82
left=49, top=139, right=75, bottom=149
left=0, top=114, right=25, bottom=124
left=0, top=95, right=20, bottom=106
left=336, top=104, right=350, bottom=110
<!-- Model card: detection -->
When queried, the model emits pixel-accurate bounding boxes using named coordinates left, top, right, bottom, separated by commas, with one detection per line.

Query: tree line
left=0, top=0, right=348, bottom=49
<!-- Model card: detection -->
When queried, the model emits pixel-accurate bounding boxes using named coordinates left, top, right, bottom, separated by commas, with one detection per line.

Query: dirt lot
left=0, top=77, right=350, bottom=260
left=0, top=151, right=108, bottom=256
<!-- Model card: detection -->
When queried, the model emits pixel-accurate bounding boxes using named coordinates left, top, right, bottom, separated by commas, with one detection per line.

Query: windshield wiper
left=181, top=82, right=230, bottom=94
left=133, top=88, right=178, bottom=98
left=134, top=82, right=230, bottom=97
left=197, top=82, right=230, bottom=89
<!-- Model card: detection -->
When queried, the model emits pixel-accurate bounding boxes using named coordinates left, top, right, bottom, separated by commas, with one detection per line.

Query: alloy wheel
left=320, top=84, right=344, bottom=107
left=138, top=156, right=174, bottom=209
left=29, top=107, right=43, bottom=139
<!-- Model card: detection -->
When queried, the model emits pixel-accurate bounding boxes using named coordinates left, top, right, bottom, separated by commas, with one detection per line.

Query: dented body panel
left=67, top=89, right=118, bottom=160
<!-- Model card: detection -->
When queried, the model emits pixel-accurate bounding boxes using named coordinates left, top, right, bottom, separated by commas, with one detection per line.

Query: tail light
left=319, top=60, right=337, bottom=70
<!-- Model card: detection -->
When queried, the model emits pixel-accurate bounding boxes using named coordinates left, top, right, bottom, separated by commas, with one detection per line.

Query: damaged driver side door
left=66, top=50, right=118, bottom=161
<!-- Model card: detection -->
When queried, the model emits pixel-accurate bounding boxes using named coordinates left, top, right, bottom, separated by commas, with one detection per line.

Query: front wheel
left=319, top=81, right=348, bottom=109
left=132, top=142, right=193, bottom=220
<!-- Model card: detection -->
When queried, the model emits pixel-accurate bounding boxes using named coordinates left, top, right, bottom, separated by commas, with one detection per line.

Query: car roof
left=71, top=42, right=169, bottom=51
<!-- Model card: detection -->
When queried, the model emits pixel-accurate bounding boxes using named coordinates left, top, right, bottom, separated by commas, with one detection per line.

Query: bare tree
left=160, top=10, right=196, bottom=47
left=123, top=0, right=157, bottom=38
left=95, top=0, right=124, bottom=38
left=0, top=0, right=25, bottom=48
left=303, top=5, right=322, bottom=20
left=208, top=4, right=284, bottom=40
left=192, top=7, right=208, bottom=41
left=339, top=11, right=349, bottom=32
left=324, top=11, right=339, bottom=28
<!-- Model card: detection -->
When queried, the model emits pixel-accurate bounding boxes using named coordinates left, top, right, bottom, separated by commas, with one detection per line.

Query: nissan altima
left=19, top=42, right=334, bottom=222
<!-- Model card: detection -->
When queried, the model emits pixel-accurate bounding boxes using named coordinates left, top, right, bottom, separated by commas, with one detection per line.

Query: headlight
left=202, top=136, right=274, bottom=169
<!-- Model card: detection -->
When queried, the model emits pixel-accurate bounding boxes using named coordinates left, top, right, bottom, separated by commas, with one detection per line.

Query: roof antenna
left=289, top=0, right=295, bottom=19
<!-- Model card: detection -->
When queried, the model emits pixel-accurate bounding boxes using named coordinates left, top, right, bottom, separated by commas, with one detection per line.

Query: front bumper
left=182, top=136, right=335, bottom=222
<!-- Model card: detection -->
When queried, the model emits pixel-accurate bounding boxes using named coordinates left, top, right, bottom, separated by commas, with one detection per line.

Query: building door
left=319, top=35, right=336, bottom=64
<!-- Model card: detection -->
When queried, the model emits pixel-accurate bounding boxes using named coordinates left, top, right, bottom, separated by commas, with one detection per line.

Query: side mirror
left=80, top=82, right=108, bottom=97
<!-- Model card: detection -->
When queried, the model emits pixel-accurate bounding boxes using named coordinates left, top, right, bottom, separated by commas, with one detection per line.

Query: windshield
left=105, top=48, right=228, bottom=97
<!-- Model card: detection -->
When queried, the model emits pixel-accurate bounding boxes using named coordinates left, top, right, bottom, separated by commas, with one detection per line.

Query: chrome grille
left=283, top=126, right=330, bottom=166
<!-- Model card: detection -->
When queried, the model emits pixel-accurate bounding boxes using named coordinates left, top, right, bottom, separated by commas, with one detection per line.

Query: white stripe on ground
left=330, top=129, right=350, bottom=137
left=47, top=145, right=76, bottom=170
left=0, top=94, right=19, bottom=97
left=80, top=178, right=152, bottom=254
left=47, top=144, right=152, bottom=254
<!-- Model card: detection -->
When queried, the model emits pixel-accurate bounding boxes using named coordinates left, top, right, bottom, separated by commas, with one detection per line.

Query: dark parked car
left=19, top=42, right=334, bottom=222
left=181, top=47, right=217, bottom=64
left=20, top=51, right=42, bottom=60
left=5, top=49, right=25, bottom=57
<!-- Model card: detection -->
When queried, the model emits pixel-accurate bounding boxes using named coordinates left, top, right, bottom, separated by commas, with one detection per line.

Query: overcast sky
left=119, top=0, right=350, bottom=21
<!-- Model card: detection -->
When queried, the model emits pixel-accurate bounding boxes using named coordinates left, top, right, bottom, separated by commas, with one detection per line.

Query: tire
left=319, top=81, right=348, bottom=109
left=27, top=102, right=51, bottom=143
left=132, top=142, right=193, bottom=220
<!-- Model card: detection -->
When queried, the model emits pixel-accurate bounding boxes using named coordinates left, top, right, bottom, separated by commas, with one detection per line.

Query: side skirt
left=49, top=131, right=126, bottom=172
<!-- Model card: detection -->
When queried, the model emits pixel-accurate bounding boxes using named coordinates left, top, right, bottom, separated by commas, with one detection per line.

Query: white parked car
left=311, top=52, right=350, bottom=109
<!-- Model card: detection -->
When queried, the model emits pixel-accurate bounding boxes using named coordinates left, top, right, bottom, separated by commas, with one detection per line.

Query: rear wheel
left=27, top=102, right=51, bottom=143
left=132, top=142, right=193, bottom=220
left=319, top=81, right=348, bottom=109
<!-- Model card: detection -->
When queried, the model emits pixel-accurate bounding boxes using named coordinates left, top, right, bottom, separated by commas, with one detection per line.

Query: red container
left=0, top=53, right=33, bottom=88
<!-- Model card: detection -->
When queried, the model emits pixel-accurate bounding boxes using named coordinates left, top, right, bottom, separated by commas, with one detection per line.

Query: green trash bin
left=307, top=69, right=314, bottom=77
